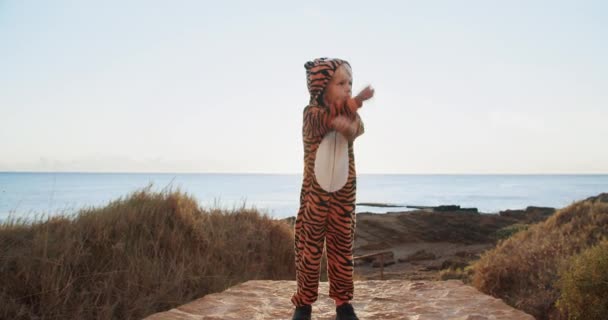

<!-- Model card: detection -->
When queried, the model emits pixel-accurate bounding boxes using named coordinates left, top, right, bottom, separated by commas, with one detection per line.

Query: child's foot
left=336, top=303, right=359, bottom=320
left=292, top=304, right=312, bottom=320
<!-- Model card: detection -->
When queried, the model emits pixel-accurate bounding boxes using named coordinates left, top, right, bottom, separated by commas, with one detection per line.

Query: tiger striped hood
left=304, top=57, right=350, bottom=106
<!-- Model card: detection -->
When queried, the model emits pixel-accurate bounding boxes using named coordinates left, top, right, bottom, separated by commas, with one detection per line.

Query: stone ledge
left=144, top=280, right=533, bottom=320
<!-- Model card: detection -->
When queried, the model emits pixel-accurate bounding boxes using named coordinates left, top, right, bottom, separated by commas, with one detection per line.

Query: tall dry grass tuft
left=472, top=194, right=608, bottom=319
left=0, top=188, right=295, bottom=319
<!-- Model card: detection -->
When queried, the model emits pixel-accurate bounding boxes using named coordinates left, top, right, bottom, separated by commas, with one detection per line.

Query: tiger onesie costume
left=291, top=58, right=365, bottom=308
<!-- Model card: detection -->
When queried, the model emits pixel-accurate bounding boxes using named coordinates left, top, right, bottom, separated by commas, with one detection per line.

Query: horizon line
left=1, top=171, right=607, bottom=176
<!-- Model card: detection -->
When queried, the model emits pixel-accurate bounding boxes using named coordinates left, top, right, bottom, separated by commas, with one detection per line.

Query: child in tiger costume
left=291, top=57, right=374, bottom=320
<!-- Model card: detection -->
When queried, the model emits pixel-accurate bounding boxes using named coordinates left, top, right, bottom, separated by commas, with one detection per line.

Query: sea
left=1, top=172, right=608, bottom=222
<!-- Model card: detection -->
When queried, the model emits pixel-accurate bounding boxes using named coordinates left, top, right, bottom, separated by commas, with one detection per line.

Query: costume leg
left=326, top=186, right=356, bottom=305
left=291, top=190, right=329, bottom=306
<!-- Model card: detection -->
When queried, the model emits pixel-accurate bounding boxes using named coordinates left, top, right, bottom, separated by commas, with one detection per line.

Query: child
left=291, top=58, right=374, bottom=320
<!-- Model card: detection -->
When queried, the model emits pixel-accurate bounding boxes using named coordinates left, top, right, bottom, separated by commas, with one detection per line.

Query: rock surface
left=144, top=280, right=533, bottom=320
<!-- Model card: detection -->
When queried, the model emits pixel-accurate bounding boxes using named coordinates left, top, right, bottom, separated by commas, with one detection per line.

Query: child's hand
left=331, top=116, right=358, bottom=141
left=329, top=97, right=349, bottom=114
left=355, top=85, right=375, bottom=103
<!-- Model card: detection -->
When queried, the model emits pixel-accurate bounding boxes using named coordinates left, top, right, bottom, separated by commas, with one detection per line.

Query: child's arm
left=330, top=85, right=373, bottom=140
left=304, top=85, right=374, bottom=140
left=353, top=85, right=375, bottom=109
left=331, top=113, right=364, bottom=142
left=353, top=113, right=365, bottom=138
left=304, top=100, right=358, bottom=140
left=303, top=105, right=333, bottom=140
left=330, top=85, right=374, bottom=117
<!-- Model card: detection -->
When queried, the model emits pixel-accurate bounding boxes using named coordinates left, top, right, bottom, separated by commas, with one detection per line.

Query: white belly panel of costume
left=314, top=131, right=349, bottom=192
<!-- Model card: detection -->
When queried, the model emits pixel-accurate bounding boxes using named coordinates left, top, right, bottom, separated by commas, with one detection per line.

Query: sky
left=1, top=0, right=607, bottom=174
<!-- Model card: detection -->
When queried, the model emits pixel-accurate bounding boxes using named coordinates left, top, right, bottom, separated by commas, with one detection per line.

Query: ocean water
left=1, top=172, right=607, bottom=221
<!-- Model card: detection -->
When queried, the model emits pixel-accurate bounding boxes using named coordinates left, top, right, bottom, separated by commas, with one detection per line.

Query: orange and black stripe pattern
left=291, top=58, right=364, bottom=307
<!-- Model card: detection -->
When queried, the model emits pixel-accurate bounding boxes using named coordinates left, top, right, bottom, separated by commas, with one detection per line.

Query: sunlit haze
left=2, top=1, right=607, bottom=173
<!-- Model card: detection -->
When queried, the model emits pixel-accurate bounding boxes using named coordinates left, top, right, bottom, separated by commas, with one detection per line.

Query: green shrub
left=472, top=194, right=608, bottom=319
left=557, top=240, right=608, bottom=320
left=439, top=266, right=474, bottom=282
left=494, top=223, right=529, bottom=240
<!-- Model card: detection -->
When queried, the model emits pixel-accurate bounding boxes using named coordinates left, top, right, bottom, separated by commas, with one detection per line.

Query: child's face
left=323, top=64, right=352, bottom=107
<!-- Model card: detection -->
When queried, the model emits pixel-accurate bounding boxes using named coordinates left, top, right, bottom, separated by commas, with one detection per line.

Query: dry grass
left=356, top=210, right=528, bottom=247
left=0, top=188, right=295, bottom=320
left=438, top=266, right=474, bottom=282
left=471, top=194, right=608, bottom=319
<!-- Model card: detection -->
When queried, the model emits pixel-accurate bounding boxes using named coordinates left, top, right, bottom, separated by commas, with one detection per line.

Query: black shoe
left=292, top=304, right=312, bottom=320
left=336, top=303, right=359, bottom=320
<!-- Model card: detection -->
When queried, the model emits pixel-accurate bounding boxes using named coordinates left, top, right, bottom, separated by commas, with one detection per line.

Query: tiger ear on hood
left=304, top=60, right=316, bottom=70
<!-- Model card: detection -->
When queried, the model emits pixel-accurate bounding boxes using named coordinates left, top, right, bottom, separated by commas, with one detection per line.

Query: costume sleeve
left=353, top=113, right=365, bottom=139
left=303, top=105, right=331, bottom=140
left=330, top=97, right=361, bottom=118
